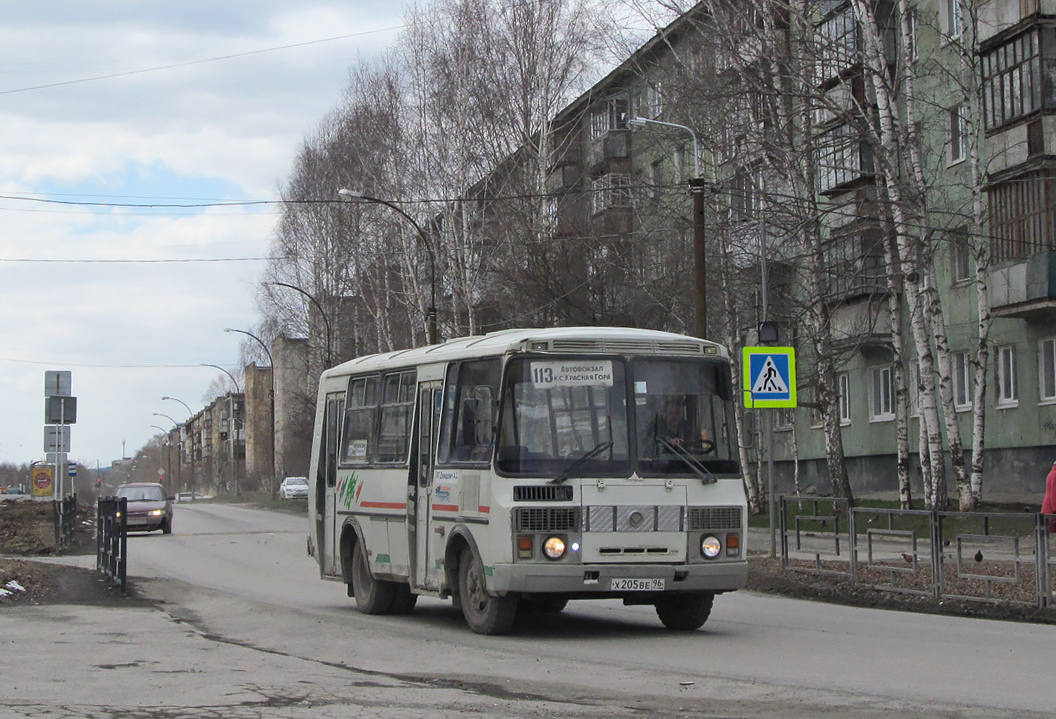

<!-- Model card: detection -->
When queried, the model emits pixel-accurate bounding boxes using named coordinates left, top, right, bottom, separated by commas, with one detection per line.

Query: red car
left=115, top=483, right=174, bottom=534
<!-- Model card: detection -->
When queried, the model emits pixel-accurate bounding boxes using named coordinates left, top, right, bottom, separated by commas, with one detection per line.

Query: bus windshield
left=497, top=355, right=739, bottom=478
left=633, top=358, right=739, bottom=476
left=496, top=357, right=630, bottom=477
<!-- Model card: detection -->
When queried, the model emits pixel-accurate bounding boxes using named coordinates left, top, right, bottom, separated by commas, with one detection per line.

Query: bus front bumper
left=488, top=560, right=749, bottom=595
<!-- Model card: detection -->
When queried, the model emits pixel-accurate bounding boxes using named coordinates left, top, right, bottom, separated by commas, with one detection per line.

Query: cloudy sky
left=0, top=1, right=409, bottom=468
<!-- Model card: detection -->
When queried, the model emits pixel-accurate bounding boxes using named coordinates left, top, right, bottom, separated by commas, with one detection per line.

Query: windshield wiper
left=549, top=441, right=614, bottom=485
left=658, top=438, right=717, bottom=484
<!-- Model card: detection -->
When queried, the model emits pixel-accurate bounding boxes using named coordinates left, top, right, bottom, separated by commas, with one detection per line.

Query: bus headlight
left=701, top=535, right=722, bottom=558
left=543, top=536, right=566, bottom=560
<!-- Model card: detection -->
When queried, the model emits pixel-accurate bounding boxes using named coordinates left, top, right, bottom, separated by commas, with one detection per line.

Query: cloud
left=0, top=1, right=407, bottom=466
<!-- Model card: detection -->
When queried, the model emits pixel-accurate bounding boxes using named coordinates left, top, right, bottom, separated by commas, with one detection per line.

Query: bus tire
left=351, top=540, right=395, bottom=615
left=655, top=592, right=714, bottom=631
left=390, top=583, right=418, bottom=615
left=458, top=547, right=517, bottom=635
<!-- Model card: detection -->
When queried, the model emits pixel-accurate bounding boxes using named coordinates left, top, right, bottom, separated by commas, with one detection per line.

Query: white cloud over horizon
left=0, top=1, right=409, bottom=469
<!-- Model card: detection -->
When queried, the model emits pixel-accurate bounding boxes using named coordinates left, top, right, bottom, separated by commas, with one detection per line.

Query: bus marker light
left=726, top=534, right=740, bottom=556
left=518, top=535, right=533, bottom=559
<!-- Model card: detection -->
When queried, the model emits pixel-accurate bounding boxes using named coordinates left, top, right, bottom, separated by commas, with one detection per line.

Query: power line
left=0, top=26, right=405, bottom=96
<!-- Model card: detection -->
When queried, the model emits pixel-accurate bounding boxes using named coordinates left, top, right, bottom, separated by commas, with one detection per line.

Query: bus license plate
left=610, top=578, right=665, bottom=591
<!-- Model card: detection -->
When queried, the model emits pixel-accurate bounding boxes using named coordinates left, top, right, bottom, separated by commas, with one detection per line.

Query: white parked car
left=279, top=477, right=309, bottom=499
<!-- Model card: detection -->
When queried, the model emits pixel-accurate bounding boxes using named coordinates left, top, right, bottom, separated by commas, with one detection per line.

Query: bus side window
left=438, top=359, right=500, bottom=465
left=377, top=370, right=416, bottom=463
left=341, top=375, right=378, bottom=465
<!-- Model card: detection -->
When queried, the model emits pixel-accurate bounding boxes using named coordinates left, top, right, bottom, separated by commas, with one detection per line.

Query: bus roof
left=321, top=326, right=728, bottom=380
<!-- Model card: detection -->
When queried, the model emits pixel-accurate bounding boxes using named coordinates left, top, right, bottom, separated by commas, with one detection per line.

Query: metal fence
left=96, top=496, right=127, bottom=594
left=778, top=496, right=1055, bottom=609
left=52, top=494, right=77, bottom=551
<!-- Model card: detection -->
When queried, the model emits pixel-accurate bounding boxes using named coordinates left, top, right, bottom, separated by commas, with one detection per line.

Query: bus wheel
left=458, top=547, right=517, bottom=635
left=655, top=592, right=714, bottom=631
left=351, top=540, right=395, bottom=615
left=390, top=583, right=418, bottom=615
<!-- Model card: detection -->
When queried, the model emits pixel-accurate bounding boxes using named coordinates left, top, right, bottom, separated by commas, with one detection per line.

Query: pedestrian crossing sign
left=743, top=347, right=797, bottom=408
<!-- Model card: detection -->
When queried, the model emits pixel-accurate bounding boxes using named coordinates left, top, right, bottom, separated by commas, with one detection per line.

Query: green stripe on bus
left=376, top=554, right=390, bottom=564
left=485, top=565, right=493, bottom=577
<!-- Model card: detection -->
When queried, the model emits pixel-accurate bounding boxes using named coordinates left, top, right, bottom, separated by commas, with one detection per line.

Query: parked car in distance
left=176, top=491, right=212, bottom=502
left=115, top=482, right=174, bottom=534
left=279, top=476, right=309, bottom=499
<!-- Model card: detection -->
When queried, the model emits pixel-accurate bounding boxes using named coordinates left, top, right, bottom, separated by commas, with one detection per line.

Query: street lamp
left=628, top=116, right=709, bottom=338
left=161, top=396, right=192, bottom=418
left=152, top=412, right=178, bottom=427
left=153, top=414, right=183, bottom=492
left=225, top=327, right=275, bottom=496
left=224, top=328, right=273, bottom=365
left=338, top=188, right=439, bottom=345
left=266, top=281, right=333, bottom=366
left=200, top=363, right=242, bottom=393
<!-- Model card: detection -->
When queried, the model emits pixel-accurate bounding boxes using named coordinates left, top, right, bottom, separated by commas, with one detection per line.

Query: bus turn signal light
left=518, top=535, right=533, bottom=559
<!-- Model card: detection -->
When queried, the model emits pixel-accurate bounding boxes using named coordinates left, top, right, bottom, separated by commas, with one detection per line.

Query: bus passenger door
left=317, top=392, right=344, bottom=577
left=413, top=382, right=442, bottom=590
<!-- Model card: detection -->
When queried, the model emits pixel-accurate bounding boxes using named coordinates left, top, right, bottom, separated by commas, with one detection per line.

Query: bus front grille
left=513, top=485, right=574, bottom=502
left=687, top=507, right=742, bottom=531
left=514, top=507, right=582, bottom=532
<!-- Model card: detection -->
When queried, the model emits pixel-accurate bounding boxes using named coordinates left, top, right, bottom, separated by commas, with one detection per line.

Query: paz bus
left=306, top=327, right=748, bottom=634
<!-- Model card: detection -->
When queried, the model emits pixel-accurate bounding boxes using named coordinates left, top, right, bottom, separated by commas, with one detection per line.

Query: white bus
left=307, top=327, right=748, bottom=634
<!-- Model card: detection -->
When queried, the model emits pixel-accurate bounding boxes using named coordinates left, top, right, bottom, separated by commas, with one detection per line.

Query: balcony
left=989, top=251, right=1056, bottom=319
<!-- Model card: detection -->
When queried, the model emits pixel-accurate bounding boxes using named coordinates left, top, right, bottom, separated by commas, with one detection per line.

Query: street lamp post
left=153, top=413, right=182, bottom=492
left=150, top=425, right=173, bottom=494
left=337, top=188, right=438, bottom=345
left=266, top=281, right=333, bottom=366
left=161, top=396, right=192, bottom=418
left=200, top=363, right=241, bottom=393
left=162, top=396, right=195, bottom=497
left=225, top=328, right=275, bottom=496
left=199, top=364, right=243, bottom=497
left=628, top=116, right=709, bottom=338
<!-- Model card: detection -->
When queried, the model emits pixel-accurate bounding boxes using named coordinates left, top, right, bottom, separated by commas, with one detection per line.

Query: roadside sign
left=44, top=371, right=72, bottom=397
left=45, top=396, right=77, bottom=424
left=32, top=466, right=53, bottom=497
left=743, top=347, right=797, bottom=408
left=68, top=462, right=77, bottom=478
left=44, top=426, right=71, bottom=453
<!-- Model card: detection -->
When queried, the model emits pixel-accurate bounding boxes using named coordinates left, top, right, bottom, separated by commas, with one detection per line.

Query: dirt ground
left=2, top=497, right=1055, bottom=622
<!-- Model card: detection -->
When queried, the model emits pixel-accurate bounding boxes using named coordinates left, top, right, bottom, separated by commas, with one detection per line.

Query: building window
left=982, top=29, right=1041, bottom=131
left=1040, top=338, right=1056, bottom=402
left=775, top=407, right=795, bottom=431
left=824, top=226, right=886, bottom=298
left=870, top=365, right=894, bottom=421
left=953, top=351, right=972, bottom=410
left=816, top=123, right=872, bottom=193
left=996, top=345, right=1018, bottom=406
left=646, top=82, right=664, bottom=118
left=988, top=171, right=1055, bottom=262
left=591, top=173, right=633, bottom=214
left=837, top=371, right=851, bottom=425
left=649, top=159, right=665, bottom=200
left=944, top=0, right=963, bottom=39
left=816, top=7, right=858, bottom=82
left=729, top=169, right=758, bottom=221
left=948, top=104, right=968, bottom=164
left=950, top=229, right=971, bottom=282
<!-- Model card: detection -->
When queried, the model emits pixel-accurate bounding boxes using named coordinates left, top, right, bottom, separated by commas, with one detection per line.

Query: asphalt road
left=3, top=502, right=1055, bottom=719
